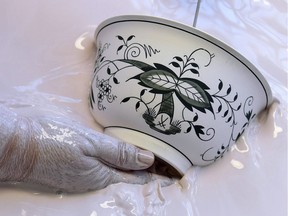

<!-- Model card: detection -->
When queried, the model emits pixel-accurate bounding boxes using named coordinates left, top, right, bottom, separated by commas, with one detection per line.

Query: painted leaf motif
left=120, top=59, right=155, bottom=72
left=116, top=35, right=124, bottom=41
left=217, top=104, right=222, bottom=113
left=135, top=101, right=141, bottom=110
left=139, top=69, right=178, bottom=93
left=236, top=104, right=242, bottom=110
left=176, top=81, right=206, bottom=103
left=175, top=78, right=213, bottom=112
left=100, top=56, right=105, bottom=62
left=226, top=116, right=232, bottom=123
left=193, top=113, right=198, bottom=122
left=233, top=93, right=238, bottom=101
left=127, top=35, right=135, bottom=41
left=121, top=97, right=130, bottom=103
left=226, top=85, right=232, bottom=94
left=189, top=68, right=199, bottom=76
left=117, top=45, right=124, bottom=53
left=185, top=125, right=192, bottom=133
left=113, top=77, right=119, bottom=84
left=121, top=59, right=213, bottom=113
left=218, top=80, right=223, bottom=90
left=194, top=125, right=205, bottom=135
left=170, top=61, right=180, bottom=68
left=173, top=56, right=183, bottom=62
left=191, top=63, right=199, bottom=68
left=140, top=89, right=146, bottom=97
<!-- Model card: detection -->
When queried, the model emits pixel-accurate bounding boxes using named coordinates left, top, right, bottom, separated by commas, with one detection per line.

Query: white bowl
left=89, top=15, right=272, bottom=174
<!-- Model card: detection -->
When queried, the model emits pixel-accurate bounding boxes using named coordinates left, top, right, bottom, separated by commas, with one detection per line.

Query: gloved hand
left=0, top=105, right=171, bottom=192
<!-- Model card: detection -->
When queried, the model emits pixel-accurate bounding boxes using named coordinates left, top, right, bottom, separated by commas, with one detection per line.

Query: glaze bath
left=0, top=0, right=287, bottom=215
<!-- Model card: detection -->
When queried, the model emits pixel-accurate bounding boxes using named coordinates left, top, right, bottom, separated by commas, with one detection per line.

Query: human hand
left=0, top=106, right=172, bottom=192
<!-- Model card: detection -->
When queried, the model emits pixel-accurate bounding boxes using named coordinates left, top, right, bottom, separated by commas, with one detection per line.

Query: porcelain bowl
left=89, top=15, right=272, bottom=174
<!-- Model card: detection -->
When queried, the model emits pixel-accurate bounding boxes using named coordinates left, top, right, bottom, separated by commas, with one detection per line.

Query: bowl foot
left=104, top=127, right=192, bottom=175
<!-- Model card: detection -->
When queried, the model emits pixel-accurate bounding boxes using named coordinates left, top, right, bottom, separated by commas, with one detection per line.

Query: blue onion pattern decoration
left=120, top=58, right=214, bottom=137
left=90, top=35, right=256, bottom=163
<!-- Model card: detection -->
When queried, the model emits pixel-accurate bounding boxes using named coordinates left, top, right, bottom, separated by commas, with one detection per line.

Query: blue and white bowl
left=89, top=15, right=273, bottom=174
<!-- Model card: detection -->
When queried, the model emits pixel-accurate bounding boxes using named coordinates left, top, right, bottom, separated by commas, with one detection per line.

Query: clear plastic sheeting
left=0, top=0, right=287, bottom=215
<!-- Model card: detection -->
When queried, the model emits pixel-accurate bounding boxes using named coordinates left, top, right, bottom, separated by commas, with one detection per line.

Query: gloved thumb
left=85, top=132, right=155, bottom=170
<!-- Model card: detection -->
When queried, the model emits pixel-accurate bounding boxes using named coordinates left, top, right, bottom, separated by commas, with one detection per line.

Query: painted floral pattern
left=90, top=35, right=256, bottom=163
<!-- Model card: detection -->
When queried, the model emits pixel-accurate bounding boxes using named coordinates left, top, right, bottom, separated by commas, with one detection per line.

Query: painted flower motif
left=93, top=77, right=117, bottom=110
left=97, top=92, right=105, bottom=102
left=90, top=34, right=258, bottom=165
left=98, top=79, right=112, bottom=95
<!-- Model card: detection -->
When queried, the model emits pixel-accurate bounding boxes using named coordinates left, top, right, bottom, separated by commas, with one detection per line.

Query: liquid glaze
left=0, top=0, right=286, bottom=215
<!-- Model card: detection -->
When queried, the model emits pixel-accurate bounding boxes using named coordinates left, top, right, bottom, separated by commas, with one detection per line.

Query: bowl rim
left=94, top=15, right=273, bottom=108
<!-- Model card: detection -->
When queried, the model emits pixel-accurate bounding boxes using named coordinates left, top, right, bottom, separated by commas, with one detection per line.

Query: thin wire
left=193, top=0, right=202, bottom=27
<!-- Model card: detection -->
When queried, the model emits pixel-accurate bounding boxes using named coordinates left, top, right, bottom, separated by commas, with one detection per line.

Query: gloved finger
left=84, top=132, right=155, bottom=171
left=54, top=157, right=175, bottom=193
left=108, top=169, right=176, bottom=188
left=76, top=159, right=175, bottom=193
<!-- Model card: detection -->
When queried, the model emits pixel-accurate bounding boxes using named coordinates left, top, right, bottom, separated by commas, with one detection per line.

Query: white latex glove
left=0, top=105, right=170, bottom=192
